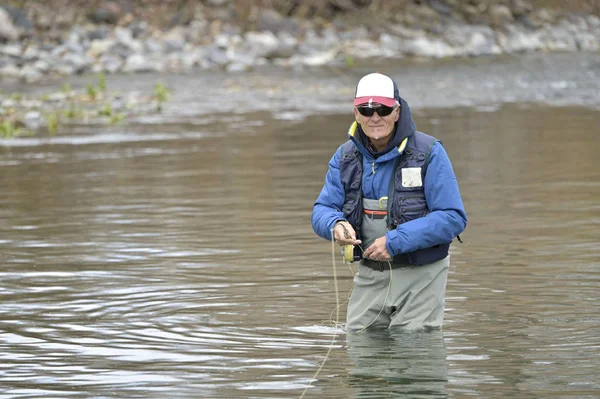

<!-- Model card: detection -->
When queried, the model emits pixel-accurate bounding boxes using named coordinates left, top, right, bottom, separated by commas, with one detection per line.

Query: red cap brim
left=354, top=96, right=396, bottom=107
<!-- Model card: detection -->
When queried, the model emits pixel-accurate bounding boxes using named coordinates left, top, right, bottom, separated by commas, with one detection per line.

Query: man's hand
left=363, top=236, right=392, bottom=262
left=333, top=221, right=361, bottom=246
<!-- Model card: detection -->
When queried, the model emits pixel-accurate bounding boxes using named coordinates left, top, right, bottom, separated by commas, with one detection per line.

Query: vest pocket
left=396, top=195, right=427, bottom=225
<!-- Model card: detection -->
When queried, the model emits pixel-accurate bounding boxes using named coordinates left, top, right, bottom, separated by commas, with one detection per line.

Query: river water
left=1, top=52, right=599, bottom=398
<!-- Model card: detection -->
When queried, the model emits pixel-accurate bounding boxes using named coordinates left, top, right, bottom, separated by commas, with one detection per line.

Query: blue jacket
left=311, top=98, right=467, bottom=257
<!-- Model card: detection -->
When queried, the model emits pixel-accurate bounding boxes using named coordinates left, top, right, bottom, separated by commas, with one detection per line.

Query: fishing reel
left=341, top=244, right=362, bottom=264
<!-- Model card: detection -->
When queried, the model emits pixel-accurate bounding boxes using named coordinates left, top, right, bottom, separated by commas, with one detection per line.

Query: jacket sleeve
left=386, top=142, right=467, bottom=255
left=312, top=147, right=346, bottom=241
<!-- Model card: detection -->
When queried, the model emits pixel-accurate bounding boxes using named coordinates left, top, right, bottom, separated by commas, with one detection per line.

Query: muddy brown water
left=1, top=53, right=599, bottom=398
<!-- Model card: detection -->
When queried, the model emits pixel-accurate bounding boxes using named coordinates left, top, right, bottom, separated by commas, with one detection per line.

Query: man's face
left=354, top=103, right=401, bottom=142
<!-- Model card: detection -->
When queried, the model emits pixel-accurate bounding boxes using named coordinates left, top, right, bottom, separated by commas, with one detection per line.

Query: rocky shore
left=0, top=0, right=599, bottom=138
left=0, top=0, right=599, bottom=83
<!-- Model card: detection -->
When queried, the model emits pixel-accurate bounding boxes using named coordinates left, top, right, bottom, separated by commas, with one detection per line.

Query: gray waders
left=346, top=198, right=449, bottom=331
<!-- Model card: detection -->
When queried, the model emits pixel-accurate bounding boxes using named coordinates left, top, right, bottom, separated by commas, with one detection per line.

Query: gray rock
left=62, top=53, right=93, bottom=74
left=576, top=31, right=600, bottom=51
left=128, top=21, right=148, bottom=38
left=379, top=33, right=408, bottom=55
left=0, top=43, right=22, bottom=58
left=21, top=99, right=43, bottom=108
left=1, top=5, right=33, bottom=36
left=123, top=53, right=163, bottom=73
left=345, top=38, right=387, bottom=59
left=46, top=92, right=69, bottom=102
left=88, top=26, right=110, bottom=41
left=0, top=64, right=20, bottom=78
left=164, top=27, right=187, bottom=53
left=429, top=0, right=454, bottom=16
left=290, top=49, right=338, bottom=66
left=109, top=42, right=135, bottom=59
left=244, top=31, right=280, bottom=59
left=272, top=31, right=298, bottom=58
left=64, top=39, right=86, bottom=54
left=33, top=59, right=51, bottom=73
left=488, top=5, right=514, bottom=27
left=444, top=25, right=501, bottom=56
left=226, top=48, right=256, bottom=66
left=23, top=110, right=43, bottom=129
left=299, top=29, right=341, bottom=54
left=540, top=20, right=578, bottom=51
left=384, top=24, right=422, bottom=40
left=0, top=55, right=13, bottom=67
left=22, top=45, right=42, bottom=62
left=405, top=36, right=456, bottom=58
left=511, top=0, right=533, bottom=18
left=0, top=9, right=19, bottom=42
left=2, top=99, right=16, bottom=108
left=497, top=24, right=544, bottom=53
left=588, top=15, right=600, bottom=29
left=226, top=62, right=250, bottom=73
left=205, top=0, right=230, bottom=6
left=205, top=47, right=229, bottom=66
left=114, top=27, right=143, bottom=52
left=256, top=9, right=300, bottom=35
left=180, top=48, right=204, bottom=68
left=528, top=9, right=556, bottom=29
left=52, top=63, right=76, bottom=76
left=144, top=38, right=165, bottom=54
left=214, top=33, right=231, bottom=49
left=87, top=39, right=114, bottom=58
left=90, top=1, right=123, bottom=25
left=100, top=54, right=123, bottom=74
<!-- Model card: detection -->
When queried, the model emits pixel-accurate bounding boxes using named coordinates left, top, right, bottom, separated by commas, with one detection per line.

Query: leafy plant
left=344, top=54, right=356, bottom=68
left=87, top=83, right=98, bottom=101
left=110, top=113, right=126, bottom=124
left=153, top=82, right=170, bottom=111
left=64, top=103, right=83, bottom=119
left=99, top=103, right=112, bottom=117
left=46, top=113, right=59, bottom=135
left=98, top=73, right=107, bottom=92
left=0, top=119, right=23, bottom=139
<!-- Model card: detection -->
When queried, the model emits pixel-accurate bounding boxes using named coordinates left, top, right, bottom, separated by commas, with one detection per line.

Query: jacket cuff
left=385, top=229, right=401, bottom=256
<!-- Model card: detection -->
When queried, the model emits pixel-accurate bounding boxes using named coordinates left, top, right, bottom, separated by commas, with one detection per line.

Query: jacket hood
left=351, top=94, right=416, bottom=160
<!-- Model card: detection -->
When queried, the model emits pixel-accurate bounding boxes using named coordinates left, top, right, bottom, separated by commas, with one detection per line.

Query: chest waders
left=339, top=126, right=451, bottom=270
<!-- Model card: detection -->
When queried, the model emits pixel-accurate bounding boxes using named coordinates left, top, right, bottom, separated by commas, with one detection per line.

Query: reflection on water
left=346, top=330, right=448, bottom=398
left=0, top=103, right=599, bottom=398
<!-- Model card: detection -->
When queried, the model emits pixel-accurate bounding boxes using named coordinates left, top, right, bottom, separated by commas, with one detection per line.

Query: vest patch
left=402, top=167, right=423, bottom=187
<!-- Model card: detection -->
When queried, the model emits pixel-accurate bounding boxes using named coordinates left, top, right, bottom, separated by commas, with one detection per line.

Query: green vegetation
left=46, top=113, right=58, bottom=135
left=0, top=119, right=28, bottom=139
left=99, top=103, right=112, bottom=117
left=98, top=73, right=107, bottom=92
left=110, top=113, right=126, bottom=124
left=0, top=75, right=171, bottom=139
left=86, top=83, right=98, bottom=100
left=153, top=82, right=170, bottom=111
left=344, top=54, right=356, bottom=68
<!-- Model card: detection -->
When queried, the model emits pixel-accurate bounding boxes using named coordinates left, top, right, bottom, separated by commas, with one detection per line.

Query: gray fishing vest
left=339, top=131, right=450, bottom=266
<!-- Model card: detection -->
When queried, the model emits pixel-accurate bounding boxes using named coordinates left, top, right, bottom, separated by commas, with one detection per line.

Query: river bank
left=0, top=1, right=599, bottom=138
left=0, top=0, right=599, bottom=82
left=1, top=50, right=599, bottom=145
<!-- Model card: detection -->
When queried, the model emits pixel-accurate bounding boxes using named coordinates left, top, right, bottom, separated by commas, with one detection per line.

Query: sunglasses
left=356, top=104, right=397, bottom=117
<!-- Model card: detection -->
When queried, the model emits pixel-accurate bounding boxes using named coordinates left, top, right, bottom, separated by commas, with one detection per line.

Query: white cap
left=354, top=72, right=396, bottom=107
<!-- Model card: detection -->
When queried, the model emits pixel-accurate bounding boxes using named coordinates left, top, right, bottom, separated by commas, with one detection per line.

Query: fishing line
left=299, top=228, right=393, bottom=398
left=298, top=229, right=340, bottom=399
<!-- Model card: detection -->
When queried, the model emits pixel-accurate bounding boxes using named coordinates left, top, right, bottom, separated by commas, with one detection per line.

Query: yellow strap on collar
left=348, top=121, right=358, bottom=137
left=398, top=137, right=408, bottom=153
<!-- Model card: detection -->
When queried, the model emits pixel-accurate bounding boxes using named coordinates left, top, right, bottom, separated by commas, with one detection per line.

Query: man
left=311, top=72, right=467, bottom=331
